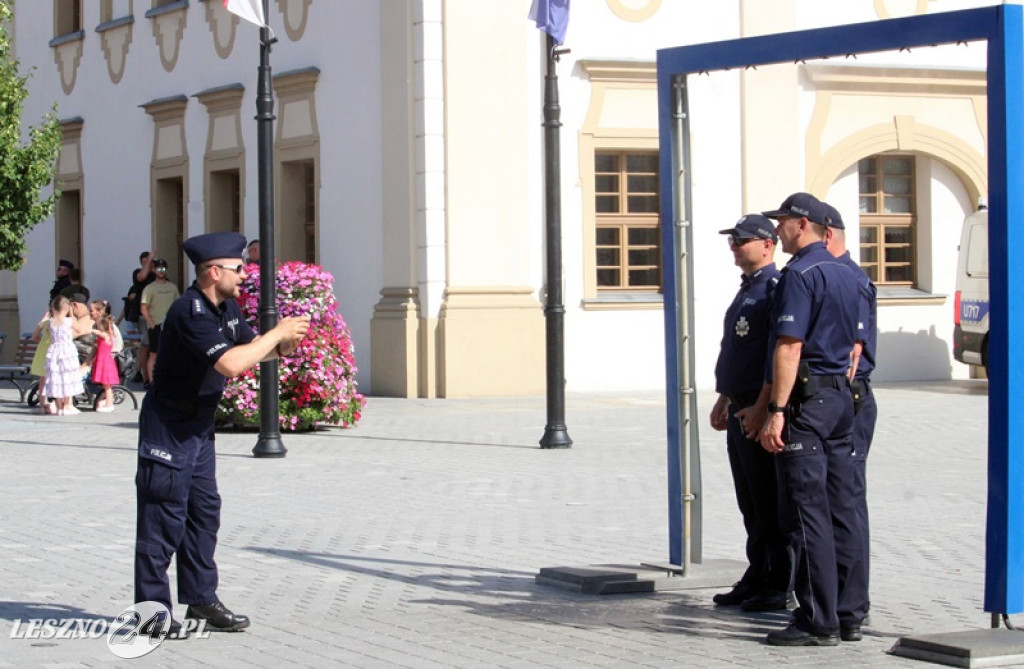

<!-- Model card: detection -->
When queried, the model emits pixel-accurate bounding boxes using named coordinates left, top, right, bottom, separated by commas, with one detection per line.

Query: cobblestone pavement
left=0, top=380, right=1001, bottom=667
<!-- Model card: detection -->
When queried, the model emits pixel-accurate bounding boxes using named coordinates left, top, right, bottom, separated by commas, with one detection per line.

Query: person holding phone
left=134, top=232, right=310, bottom=635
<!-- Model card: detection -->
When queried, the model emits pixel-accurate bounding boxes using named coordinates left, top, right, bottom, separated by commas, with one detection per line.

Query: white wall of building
left=11, top=1, right=992, bottom=393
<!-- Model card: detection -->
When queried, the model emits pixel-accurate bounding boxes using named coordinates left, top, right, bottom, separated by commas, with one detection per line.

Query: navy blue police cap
left=761, top=192, right=828, bottom=225
left=822, top=203, right=845, bottom=230
left=183, top=232, right=248, bottom=265
left=719, top=214, right=777, bottom=243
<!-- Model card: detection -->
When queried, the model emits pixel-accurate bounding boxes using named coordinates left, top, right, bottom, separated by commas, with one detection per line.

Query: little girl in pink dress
left=90, top=312, right=120, bottom=412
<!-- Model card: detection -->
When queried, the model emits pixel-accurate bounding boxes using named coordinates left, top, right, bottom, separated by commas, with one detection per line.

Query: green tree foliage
left=0, top=2, right=61, bottom=271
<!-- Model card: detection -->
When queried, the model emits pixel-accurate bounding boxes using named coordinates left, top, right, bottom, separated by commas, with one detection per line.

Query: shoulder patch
left=192, top=298, right=205, bottom=316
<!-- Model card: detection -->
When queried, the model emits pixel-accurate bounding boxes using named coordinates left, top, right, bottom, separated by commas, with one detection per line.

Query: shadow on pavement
left=0, top=601, right=113, bottom=624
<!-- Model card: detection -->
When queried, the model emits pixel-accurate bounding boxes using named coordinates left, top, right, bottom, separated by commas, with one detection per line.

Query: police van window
left=966, top=224, right=988, bottom=278
left=858, top=154, right=917, bottom=286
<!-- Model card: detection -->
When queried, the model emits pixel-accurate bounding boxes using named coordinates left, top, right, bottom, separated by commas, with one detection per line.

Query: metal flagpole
left=252, top=0, right=285, bottom=458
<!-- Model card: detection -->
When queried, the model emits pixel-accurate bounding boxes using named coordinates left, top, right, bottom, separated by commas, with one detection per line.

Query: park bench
left=0, top=334, right=39, bottom=402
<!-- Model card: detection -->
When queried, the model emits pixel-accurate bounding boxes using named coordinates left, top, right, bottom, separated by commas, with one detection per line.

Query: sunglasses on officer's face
left=729, top=235, right=761, bottom=247
left=212, top=264, right=245, bottom=274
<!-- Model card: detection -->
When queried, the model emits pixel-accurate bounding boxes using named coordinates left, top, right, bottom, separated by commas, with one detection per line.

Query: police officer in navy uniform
left=758, top=192, right=861, bottom=646
left=134, top=232, right=310, bottom=633
left=709, top=214, right=791, bottom=612
left=823, top=202, right=877, bottom=642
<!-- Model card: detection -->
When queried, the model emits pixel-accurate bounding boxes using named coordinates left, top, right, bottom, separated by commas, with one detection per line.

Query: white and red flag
left=223, top=0, right=266, bottom=27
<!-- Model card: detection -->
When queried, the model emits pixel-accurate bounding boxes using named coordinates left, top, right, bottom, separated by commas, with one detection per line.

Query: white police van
left=953, top=207, right=989, bottom=371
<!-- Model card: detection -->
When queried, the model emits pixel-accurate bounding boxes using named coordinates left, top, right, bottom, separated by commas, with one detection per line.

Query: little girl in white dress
left=43, top=296, right=85, bottom=415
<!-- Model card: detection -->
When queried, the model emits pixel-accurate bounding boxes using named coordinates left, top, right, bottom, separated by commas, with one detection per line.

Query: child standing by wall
left=44, top=296, right=85, bottom=416
left=90, top=306, right=120, bottom=412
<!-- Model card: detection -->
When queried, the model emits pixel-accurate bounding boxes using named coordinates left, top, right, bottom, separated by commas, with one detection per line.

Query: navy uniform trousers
left=836, top=378, right=876, bottom=627
left=134, top=394, right=221, bottom=610
left=726, top=401, right=790, bottom=594
left=776, top=381, right=859, bottom=637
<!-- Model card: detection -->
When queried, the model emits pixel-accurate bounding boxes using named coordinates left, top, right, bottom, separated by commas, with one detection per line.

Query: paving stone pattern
left=0, top=381, right=1001, bottom=667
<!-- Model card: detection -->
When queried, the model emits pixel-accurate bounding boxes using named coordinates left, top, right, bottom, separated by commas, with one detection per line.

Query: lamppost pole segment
left=253, top=0, right=285, bottom=458
left=539, top=34, right=572, bottom=450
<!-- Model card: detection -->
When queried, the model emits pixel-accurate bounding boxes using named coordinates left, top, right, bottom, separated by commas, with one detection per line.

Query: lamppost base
left=540, top=426, right=573, bottom=449
left=253, top=435, right=288, bottom=458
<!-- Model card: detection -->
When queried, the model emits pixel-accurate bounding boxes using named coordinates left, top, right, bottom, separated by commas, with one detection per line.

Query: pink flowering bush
left=218, top=262, right=365, bottom=431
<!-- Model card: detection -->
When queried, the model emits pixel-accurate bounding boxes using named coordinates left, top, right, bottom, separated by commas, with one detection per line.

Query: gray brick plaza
left=0, top=381, right=1000, bottom=667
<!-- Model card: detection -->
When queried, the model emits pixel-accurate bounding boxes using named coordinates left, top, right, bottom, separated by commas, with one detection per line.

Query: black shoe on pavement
left=713, top=581, right=756, bottom=606
left=184, top=601, right=250, bottom=632
left=766, top=623, right=840, bottom=647
left=840, top=623, right=863, bottom=642
left=740, top=591, right=789, bottom=612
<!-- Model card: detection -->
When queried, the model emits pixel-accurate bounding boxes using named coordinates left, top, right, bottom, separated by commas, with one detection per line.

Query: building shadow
left=874, top=325, right=953, bottom=382
left=243, top=547, right=815, bottom=643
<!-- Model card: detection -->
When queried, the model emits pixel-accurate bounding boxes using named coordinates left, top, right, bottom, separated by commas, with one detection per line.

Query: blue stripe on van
left=961, top=299, right=990, bottom=323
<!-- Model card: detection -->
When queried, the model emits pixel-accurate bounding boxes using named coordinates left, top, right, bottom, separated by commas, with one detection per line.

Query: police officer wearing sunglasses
left=759, top=192, right=861, bottom=647
left=134, top=232, right=310, bottom=635
left=709, top=214, right=791, bottom=613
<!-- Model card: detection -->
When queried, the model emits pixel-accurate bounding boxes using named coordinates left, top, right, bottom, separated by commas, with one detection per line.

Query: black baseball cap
left=719, top=214, right=777, bottom=243
left=762, top=192, right=828, bottom=225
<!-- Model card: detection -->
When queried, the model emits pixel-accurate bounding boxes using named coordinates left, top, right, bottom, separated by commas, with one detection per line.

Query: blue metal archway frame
left=656, top=5, right=1024, bottom=614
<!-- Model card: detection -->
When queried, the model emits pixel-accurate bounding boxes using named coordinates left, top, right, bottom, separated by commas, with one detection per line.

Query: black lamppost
left=252, top=0, right=285, bottom=458
left=539, top=34, right=572, bottom=450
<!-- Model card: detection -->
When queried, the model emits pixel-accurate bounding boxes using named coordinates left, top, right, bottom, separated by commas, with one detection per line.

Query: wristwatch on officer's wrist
left=767, top=401, right=786, bottom=414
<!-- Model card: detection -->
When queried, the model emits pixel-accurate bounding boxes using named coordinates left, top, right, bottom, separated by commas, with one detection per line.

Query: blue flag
left=529, top=0, right=570, bottom=45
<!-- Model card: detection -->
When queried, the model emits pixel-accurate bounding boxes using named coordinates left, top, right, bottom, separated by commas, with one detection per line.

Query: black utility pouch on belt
left=794, top=360, right=817, bottom=401
left=851, top=377, right=869, bottom=412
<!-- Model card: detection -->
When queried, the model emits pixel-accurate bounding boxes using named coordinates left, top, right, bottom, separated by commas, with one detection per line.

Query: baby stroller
left=28, top=347, right=140, bottom=411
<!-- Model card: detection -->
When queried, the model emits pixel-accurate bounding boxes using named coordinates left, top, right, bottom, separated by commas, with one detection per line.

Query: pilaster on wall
left=371, top=0, right=424, bottom=397
left=437, top=287, right=544, bottom=397
left=437, top=1, right=544, bottom=397
left=370, top=288, right=420, bottom=397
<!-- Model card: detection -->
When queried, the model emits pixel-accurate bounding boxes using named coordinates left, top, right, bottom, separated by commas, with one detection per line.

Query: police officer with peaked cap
left=134, top=231, right=310, bottom=633
left=822, top=202, right=877, bottom=642
left=709, top=214, right=791, bottom=612
left=758, top=192, right=860, bottom=646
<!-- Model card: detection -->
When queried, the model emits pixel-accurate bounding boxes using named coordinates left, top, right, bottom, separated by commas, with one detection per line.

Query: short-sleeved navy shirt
left=836, top=251, right=877, bottom=379
left=768, top=241, right=859, bottom=377
left=152, top=283, right=256, bottom=410
left=714, top=263, right=780, bottom=397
